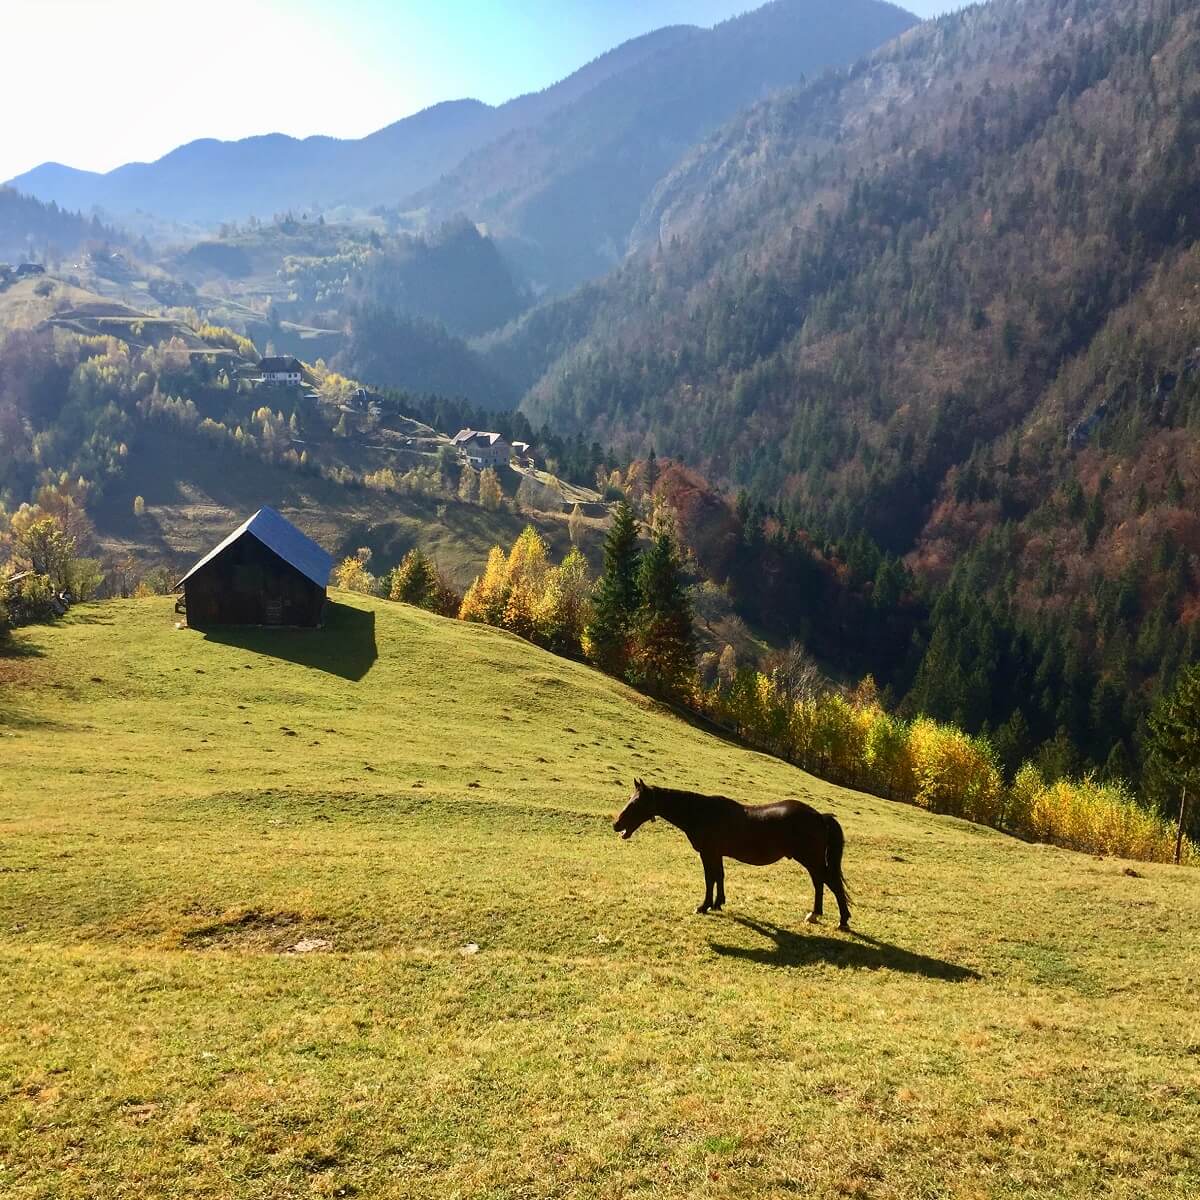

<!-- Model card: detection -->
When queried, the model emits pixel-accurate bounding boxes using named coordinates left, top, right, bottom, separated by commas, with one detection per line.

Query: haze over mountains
left=8, top=0, right=916, bottom=294
left=8, top=25, right=697, bottom=230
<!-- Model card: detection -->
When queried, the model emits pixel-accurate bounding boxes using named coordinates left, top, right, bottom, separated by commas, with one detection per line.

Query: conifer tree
left=1147, top=664, right=1200, bottom=861
left=389, top=548, right=435, bottom=608
left=630, top=521, right=696, bottom=700
left=586, top=501, right=641, bottom=673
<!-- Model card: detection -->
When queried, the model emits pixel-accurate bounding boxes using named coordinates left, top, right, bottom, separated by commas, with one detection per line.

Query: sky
left=1, top=0, right=963, bottom=184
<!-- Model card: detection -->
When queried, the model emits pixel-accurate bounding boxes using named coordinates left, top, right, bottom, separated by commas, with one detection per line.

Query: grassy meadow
left=1, top=594, right=1198, bottom=1198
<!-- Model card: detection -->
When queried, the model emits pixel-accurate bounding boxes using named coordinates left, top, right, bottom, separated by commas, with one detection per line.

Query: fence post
left=1176, top=788, right=1189, bottom=866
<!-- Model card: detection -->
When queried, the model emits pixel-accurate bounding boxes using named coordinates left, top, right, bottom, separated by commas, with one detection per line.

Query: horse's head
left=613, top=778, right=657, bottom=840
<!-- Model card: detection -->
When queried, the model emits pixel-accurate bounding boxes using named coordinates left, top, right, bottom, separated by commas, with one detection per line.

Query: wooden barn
left=175, top=507, right=334, bottom=629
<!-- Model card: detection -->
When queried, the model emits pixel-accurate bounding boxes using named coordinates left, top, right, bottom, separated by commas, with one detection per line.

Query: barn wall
left=184, top=536, right=326, bottom=628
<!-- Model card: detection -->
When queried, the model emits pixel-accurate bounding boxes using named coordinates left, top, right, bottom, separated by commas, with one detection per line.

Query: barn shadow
left=709, top=915, right=979, bottom=981
left=200, top=602, right=377, bottom=681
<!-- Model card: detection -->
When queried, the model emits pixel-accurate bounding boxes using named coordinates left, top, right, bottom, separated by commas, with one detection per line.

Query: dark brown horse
left=613, top=778, right=851, bottom=929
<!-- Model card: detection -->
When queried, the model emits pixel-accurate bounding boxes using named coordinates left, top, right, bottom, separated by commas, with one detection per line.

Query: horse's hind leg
left=800, top=861, right=824, bottom=924
left=712, top=858, right=726, bottom=911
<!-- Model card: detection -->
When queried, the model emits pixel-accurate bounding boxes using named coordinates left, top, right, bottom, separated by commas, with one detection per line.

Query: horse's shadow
left=709, top=915, right=979, bottom=981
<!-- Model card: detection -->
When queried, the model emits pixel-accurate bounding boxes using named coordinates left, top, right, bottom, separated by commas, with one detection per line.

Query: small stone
left=460, top=942, right=480, bottom=956
left=288, top=937, right=331, bottom=954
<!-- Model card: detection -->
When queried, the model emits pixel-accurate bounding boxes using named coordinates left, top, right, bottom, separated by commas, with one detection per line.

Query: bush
left=907, top=718, right=1004, bottom=826
left=1008, top=765, right=1193, bottom=864
left=333, top=555, right=376, bottom=595
left=693, top=668, right=1194, bottom=864
left=0, top=578, right=11, bottom=643
left=6, top=573, right=57, bottom=624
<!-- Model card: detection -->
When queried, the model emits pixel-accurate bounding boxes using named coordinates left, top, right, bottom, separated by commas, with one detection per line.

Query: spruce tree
left=1147, top=664, right=1200, bottom=860
left=586, top=501, right=641, bottom=673
left=389, top=548, right=435, bottom=607
left=630, top=522, right=696, bottom=701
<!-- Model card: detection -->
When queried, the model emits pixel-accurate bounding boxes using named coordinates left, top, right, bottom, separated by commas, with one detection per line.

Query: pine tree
left=389, top=548, right=435, bottom=608
left=586, top=502, right=641, bottom=673
left=1147, top=664, right=1200, bottom=859
left=630, top=522, right=696, bottom=701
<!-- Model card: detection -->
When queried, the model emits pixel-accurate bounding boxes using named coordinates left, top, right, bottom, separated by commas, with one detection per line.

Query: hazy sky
left=1, top=0, right=963, bottom=184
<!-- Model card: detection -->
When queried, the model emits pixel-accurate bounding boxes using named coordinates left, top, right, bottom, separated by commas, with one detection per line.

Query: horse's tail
left=824, top=813, right=851, bottom=903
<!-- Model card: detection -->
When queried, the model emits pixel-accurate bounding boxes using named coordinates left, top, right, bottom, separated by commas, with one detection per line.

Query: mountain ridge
left=4, top=27, right=702, bottom=226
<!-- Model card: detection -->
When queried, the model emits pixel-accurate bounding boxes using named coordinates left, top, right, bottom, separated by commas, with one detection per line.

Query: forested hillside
left=416, top=0, right=917, bottom=292
left=493, top=0, right=1200, bottom=780
left=0, top=188, right=121, bottom=261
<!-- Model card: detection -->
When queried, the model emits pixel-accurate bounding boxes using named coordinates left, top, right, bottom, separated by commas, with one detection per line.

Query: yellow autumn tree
left=459, top=546, right=510, bottom=625
left=479, top=467, right=503, bottom=511
left=533, top=546, right=592, bottom=655
left=333, top=551, right=375, bottom=595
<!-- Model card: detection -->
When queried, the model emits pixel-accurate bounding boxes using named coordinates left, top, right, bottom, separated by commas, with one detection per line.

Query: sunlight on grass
left=1, top=594, right=1198, bottom=1198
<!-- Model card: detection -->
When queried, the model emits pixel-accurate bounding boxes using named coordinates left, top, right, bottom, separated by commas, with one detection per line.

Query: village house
left=257, top=356, right=304, bottom=388
left=174, top=506, right=333, bottom=628
left=452, top=428, right=512, bottom=469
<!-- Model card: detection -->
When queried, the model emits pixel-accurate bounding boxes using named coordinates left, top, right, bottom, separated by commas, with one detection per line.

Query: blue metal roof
left=175, top=506, right=334, bottom=590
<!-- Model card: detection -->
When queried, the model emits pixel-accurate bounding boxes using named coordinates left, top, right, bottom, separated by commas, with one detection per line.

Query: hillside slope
left=415, top=0, right=918, bottom=292
left=494, top=0, right=1200, bottom=724
left=2, top=595, right=1198, bottom=1197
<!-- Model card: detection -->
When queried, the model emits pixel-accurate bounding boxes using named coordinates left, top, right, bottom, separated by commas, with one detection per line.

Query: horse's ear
left=634, top=777, right=644, bottom=790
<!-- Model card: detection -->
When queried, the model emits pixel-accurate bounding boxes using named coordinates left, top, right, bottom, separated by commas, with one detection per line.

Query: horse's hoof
left=696, top=905, right=710, bottom=915
left=805, top=912, right=821, bottom=924
left=838, top=922, right=851, bottom=932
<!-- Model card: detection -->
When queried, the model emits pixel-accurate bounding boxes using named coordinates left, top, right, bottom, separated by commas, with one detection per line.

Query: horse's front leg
left=696, top=854, right=716, bottom=914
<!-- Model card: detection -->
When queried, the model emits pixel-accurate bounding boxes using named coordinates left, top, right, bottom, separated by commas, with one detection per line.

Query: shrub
left=333, top=555, right=376, bottom=595
left=908, top=718, right=1003, bottom=825
left=0, top=577, right=11, bottom=642
left=6, top=573, right=56, bottom=624
left=1010, top=766, right=1194, bottom=864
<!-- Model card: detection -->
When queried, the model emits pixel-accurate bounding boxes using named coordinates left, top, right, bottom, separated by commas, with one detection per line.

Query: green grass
left=2, top=595, right=1198, bottom=1198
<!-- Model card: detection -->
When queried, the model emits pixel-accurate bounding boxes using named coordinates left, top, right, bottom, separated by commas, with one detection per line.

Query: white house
left=258, top=356, right=304, bottom=388
left=451, top=429, right=511, bottom=469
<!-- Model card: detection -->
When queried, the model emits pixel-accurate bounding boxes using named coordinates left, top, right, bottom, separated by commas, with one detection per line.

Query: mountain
left=483, top=0, right=1200, bottom=772
left=4, top=27, right=699, bottom=227
left=509, top=0, right=1199, bottom=545
left=414, top=0, right=919, bottom=293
